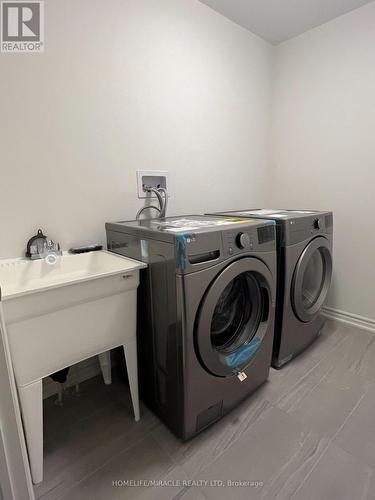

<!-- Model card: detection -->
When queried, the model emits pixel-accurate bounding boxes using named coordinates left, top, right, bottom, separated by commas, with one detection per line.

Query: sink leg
left=18, top=379, right=43, bottom=484
left=123, top=340, right=140, bottom=422
left=98, top=351, right=112, bottom=385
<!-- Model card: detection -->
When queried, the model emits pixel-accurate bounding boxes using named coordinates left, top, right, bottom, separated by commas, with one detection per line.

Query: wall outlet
left=136, top=170, right=169, bottom=199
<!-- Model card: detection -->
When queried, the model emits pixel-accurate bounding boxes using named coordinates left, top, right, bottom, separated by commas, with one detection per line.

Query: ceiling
left=199, top=0, right=374, bottom=44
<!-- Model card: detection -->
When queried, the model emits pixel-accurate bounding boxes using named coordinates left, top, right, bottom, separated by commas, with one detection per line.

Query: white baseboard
left=322, top=306, right=375, bottom=334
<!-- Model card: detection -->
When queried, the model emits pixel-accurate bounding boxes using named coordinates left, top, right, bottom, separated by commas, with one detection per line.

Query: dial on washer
left=313, top=218, right=321, bottom=230
left=236, top=232, right=251, bottom=249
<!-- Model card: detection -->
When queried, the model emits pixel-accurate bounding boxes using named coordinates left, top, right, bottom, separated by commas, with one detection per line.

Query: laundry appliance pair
left=105, top=209, right=333, bottom=439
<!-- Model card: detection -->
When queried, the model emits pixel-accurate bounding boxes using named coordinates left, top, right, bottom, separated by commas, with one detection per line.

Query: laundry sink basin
left=0, top=250, right=146, bottom=484
left=0, top=250, right=145, bottom=300
left=0, top=250, right=147, bottom=384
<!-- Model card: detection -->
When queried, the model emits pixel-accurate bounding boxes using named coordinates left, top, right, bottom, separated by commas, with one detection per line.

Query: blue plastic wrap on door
left=224, top=338, right=261, bottom=369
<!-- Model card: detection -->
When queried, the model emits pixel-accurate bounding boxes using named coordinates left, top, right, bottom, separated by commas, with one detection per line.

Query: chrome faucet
left=26, top=229, right=62, bottom=261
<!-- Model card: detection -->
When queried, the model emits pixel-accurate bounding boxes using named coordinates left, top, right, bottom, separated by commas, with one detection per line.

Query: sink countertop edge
left=0, top=251, right=147, bottom=301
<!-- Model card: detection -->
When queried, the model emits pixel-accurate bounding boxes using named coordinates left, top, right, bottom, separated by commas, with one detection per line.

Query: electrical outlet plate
left=136, top=170, right=169, bottom=199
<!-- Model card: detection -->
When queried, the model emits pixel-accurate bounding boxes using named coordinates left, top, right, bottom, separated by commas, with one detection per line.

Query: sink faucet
left=26, top=229, right=62, bottom=261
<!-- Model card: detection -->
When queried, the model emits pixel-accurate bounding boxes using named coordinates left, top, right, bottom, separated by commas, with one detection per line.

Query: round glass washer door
left=292, top=237, right=332, bottom=323
left=195, top=257, right=273, bottom=377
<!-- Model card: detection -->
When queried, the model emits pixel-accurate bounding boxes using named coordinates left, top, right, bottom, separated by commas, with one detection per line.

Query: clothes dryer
left=207, top=210, right=333, bottom=368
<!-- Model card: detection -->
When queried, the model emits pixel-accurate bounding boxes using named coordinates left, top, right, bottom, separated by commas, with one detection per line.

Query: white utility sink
left=0, top=250, right=143, bottom=299
left=0, top=250, right=146, bottom=485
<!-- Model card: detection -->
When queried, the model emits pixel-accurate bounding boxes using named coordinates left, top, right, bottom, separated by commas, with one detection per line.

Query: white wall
left=0, top=0, right=274, bottom=258
left=271, top=2, right=375, bottom=321
left=1, top=0, right=373, bottom=323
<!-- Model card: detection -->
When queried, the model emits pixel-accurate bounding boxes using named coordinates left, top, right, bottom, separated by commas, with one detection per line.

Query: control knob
left=236, top=232, right=251, bottom=249
left=313, top=218, right=321, bottom=230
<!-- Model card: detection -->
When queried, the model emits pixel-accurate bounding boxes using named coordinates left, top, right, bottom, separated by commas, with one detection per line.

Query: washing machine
left=207, top=210, right=333, bottom=368
left=106, top=215, right=276, bottom=439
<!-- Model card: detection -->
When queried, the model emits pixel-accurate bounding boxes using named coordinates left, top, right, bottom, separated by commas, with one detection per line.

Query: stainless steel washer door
left=292, top=237, right=332, bottom=323
left=195, top=257, right=274, bottom=377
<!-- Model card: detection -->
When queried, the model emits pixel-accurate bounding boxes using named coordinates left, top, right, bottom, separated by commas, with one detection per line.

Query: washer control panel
left=224, top=230, right=255, bottom=256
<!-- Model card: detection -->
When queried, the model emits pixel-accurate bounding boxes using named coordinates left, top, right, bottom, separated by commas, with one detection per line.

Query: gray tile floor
left=34, top=321, right=375, bottom=500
